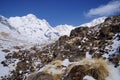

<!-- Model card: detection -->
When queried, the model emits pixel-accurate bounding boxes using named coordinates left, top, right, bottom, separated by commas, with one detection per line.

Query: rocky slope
left=0, top=14, right=120, bottom=80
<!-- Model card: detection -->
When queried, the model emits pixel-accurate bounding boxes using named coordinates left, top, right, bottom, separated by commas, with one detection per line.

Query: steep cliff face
left=0, top=14, right=120, bottom=80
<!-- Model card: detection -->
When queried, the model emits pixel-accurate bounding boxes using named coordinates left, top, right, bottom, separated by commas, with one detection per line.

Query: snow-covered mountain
left=8, top=14, right=60, bottom=44
left=54, top=17, right=107, bottom=36
left=0, top=14, right=60, bottom=46
left=80, top=17, right=107, bottom=27
left=55, top=24, right=75, bottom=36
left=0, top=14, right=107, bottom=46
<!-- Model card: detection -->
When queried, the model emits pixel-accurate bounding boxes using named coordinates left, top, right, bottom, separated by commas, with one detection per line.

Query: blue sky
left=0, top=0, right=120, bottom=27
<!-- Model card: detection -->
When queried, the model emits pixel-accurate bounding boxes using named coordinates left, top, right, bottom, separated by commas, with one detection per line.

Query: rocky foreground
left=1, top=14, right=120, bottom=80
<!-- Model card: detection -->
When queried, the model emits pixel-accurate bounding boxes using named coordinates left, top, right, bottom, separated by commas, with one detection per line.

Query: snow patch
left=106, top=64, right=120, bottom=80
left=62, top=59, right=71, bottom=67
left=83, top=75, right=96, bottom=80
left=86, top=52, right=92, bottom=59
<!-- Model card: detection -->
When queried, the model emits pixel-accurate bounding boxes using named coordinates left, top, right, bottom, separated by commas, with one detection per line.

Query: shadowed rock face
left=63, top=65, right=87, bottom=80
left=98, top=24, right=120, bottom=40
left=70, top=27, right=89, bottom=38
left=1, top=14, right=120, bottom=80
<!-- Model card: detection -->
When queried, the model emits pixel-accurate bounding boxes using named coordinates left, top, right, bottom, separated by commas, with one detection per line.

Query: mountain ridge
left=0, top=14, right=106, bottom=45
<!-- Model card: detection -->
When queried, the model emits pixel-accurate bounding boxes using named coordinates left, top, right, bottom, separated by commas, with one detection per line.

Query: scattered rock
left=2, top=49, right=10, bottom=53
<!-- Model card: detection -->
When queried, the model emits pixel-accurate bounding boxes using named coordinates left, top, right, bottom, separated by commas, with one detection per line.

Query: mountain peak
left=26, top=14, right=37, bottom=19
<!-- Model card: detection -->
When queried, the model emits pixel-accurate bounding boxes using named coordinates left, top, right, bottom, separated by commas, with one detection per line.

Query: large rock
left=70, top=27, right=89, bottom=38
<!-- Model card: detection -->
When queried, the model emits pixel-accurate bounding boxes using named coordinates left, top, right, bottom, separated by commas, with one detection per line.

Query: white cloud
left=86, top=0, right=120, bottom=17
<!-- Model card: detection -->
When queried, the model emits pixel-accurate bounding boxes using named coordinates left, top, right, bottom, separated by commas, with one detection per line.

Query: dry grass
left=27, top=72, right=53, bottom=80
left=27, top=58, right=109, bottom=80
left=65, top=58, right=109, bottom=80
left=41, top=60, right=65, bottom=80
left=27, top=60, right=64, bottom=80
left=90, top=58, right=109, bottom=80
